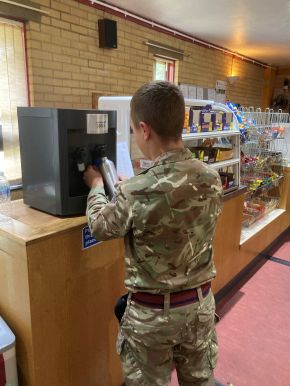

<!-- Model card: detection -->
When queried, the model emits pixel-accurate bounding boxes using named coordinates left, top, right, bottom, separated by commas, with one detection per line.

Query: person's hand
left=117, top=175, right=128, bottom=184
left=118, top=175, right=128, bottom=181
left=83, top=165, right=104, bottom=188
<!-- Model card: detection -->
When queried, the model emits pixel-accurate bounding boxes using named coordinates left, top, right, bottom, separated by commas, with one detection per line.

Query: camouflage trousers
left=117, top=288, right=217, bottom=386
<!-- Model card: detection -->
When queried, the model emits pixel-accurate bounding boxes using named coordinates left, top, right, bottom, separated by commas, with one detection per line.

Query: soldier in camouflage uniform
left=84, top=81, right=223, bottom=386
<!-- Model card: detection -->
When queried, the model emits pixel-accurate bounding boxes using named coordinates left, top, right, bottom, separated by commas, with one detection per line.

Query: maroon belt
left=132, top=283, right=211, bottom=309
left=0, top=354, right=6, bottom=386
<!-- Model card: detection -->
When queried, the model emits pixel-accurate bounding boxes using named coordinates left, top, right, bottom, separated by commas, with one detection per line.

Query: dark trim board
left=266, top=255, right=290, bottom=267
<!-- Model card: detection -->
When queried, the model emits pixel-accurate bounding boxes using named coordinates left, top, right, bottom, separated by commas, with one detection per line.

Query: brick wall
left=24, top=0, right=266, bottom=109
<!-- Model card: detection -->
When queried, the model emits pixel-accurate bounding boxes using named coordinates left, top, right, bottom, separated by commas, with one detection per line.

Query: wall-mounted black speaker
left=98, top=19, right=117, bottom=49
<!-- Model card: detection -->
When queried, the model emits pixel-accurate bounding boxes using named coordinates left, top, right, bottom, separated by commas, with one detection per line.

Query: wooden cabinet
left=212, top=167, right=290, bottom=294
left=0, top=170, right=289, bottom=386
left=0, top=202, right=125, bottom=386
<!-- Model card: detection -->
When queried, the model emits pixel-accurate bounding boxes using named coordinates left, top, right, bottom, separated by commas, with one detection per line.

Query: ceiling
left=103, top=0, right=290, bottom=66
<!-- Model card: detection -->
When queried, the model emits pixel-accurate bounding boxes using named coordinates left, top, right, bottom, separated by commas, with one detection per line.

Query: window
left=154, top=57, right=176, bottom=83
left=0, top=18, right=29, bottom=185
left=147, top=40, right=182, bottom=84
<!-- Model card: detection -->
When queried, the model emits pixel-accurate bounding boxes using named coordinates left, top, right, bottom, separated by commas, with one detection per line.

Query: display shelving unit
left=237, top=107, right=290, bottom=244
left=98, top=96, right=241, bottom=195
left=182, top=99, right=241, bottom=194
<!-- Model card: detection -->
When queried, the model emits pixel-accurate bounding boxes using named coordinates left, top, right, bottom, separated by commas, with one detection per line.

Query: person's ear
left=139, top=121, right=151, bottom=141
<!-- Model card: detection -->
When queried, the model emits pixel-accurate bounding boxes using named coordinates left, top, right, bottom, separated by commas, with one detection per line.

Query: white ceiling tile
left=104, top=0, right=290, bottom=65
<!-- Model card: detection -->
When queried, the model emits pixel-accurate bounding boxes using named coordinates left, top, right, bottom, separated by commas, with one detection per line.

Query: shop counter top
left=0, top=172, right=289, bottom=386
left=222, top=185, right=247, bottom=202
left=0, top=199, right=86, bottom=245
left=0, top=185, right=248, bottom=245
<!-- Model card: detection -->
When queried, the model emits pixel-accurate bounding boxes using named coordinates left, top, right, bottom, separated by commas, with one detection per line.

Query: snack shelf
left=182, top=100, right=241, bottom=193
left=246, top=125, right=286, bottom=131
left=183, top=130, right=240, bottom=140
left=240, top=208, right=285, bottom=245
left=233, top=106, right=290, bottom=233
left=209, top=157, right=240, bottom=169
left=223, top=185, right=239, bottom=195
left=243, top=175, right=284, bottom=197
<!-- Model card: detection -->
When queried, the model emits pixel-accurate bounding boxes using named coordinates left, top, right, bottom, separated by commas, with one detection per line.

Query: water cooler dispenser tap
left=74, top=147, right=87, bottom=172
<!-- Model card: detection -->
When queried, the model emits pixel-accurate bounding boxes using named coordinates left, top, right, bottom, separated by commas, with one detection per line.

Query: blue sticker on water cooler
left=82, top=225, right=100, bottom=249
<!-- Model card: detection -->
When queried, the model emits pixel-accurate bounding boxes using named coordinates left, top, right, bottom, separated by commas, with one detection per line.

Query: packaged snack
left=189, top=108, right=200, bottom=133
left=200, top=105, right=213, bottom=132
left=201, top=112, right=212, bottom=132
left=219, top=172, right=235, bottom=189
left=183, top=106, right=190, bottom=134
left=189, top=147, right=217, bottom=163
left=215, top=148, right=234, bottom=161
left=213, top=112, right=223, bottom=131
left=222, top=112, right=233, bottom=130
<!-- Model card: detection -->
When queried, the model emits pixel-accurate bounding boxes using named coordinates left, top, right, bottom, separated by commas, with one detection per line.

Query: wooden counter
left=212, top=167, right=290, bottom=294
left=0, top=170, right=289, bottom=386
left=0, top=201, right=125, bottom=386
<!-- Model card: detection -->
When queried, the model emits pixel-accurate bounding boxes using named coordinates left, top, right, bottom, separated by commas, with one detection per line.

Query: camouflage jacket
left=87, top=148, right=223, bottom=293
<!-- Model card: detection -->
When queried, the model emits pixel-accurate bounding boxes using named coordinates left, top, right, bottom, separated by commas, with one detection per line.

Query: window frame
left=153, top=55, right=178, bottom=84
left=0, top=16, right=30, bottom=187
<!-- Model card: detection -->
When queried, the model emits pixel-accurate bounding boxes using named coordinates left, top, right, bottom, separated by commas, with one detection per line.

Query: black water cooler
left=17, top=107, right=116, bottom=215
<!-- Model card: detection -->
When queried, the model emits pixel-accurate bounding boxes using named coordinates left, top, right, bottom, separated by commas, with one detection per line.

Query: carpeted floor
left=267, top=232, right=290, bottom=263
left=171, top=230, right=290, bottom=386
left=214, top=259, right=290, bottom=386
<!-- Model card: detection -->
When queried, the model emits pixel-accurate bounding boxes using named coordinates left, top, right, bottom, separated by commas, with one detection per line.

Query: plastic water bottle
left=0, top=171, right=11, bottom=222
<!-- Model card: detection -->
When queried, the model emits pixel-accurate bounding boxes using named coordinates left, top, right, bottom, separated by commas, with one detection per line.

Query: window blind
left=0, top=18, right=28, bottom=184
left=146, top=40, right=184, bottom=61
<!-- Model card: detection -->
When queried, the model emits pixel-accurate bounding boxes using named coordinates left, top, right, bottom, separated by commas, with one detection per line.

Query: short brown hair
left=130, top=81, right=185, bottom=141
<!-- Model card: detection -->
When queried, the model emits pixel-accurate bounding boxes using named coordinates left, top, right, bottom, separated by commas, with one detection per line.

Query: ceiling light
left=227, top=75, right=240, bottom=85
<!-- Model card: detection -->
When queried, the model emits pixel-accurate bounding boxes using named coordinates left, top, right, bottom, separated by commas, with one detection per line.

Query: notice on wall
left=208, top=88, right=216, bottom=101
left=215, top=80, right=227, bottom=104
left=196, top=87, right=204, bottom=100
left=188, top=86, right=197, bottom=99
left=179, top=84, right=189, bottom=98
left=117, top=142, right=134, bottom=178
left=216, top=80, right=227, bottom=90
left=179, top=84, right=218, bottom=102
left=215, top=92, right=226, bottom=104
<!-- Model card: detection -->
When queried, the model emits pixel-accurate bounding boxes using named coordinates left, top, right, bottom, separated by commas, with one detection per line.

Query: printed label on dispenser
left=82, top=225, right=101, bottom=249
left=86, top=114, right=108, bottom=134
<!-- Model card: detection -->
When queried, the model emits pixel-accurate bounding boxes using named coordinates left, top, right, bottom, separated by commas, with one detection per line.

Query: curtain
left=0, top=18, right=28, bottom=184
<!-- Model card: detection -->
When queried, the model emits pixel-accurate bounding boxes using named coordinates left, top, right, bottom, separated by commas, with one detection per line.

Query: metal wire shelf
left=238, top=107, right=289, bottom=228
